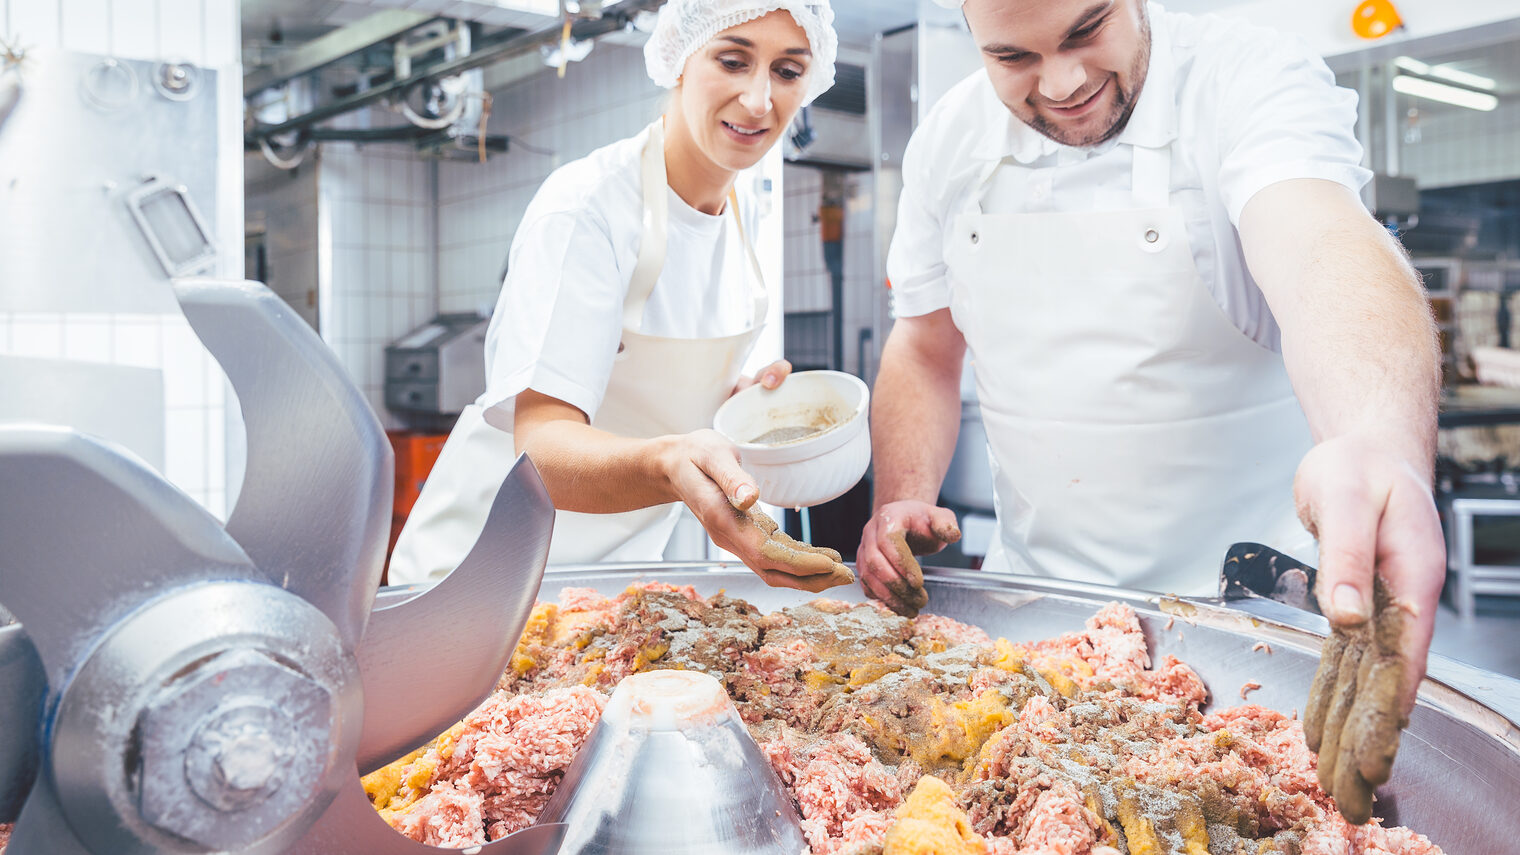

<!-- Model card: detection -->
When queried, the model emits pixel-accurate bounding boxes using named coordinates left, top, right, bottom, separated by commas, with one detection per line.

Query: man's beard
left=1024, top=10, right=1151, bottom=148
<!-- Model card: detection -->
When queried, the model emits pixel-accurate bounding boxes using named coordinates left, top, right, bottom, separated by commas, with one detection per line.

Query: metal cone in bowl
left=535, top=670, right=806, bottom=854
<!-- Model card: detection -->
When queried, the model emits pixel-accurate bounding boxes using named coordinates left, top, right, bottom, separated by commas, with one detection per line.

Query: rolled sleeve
left=1215, top=37, right=1372, bottom=227
left=886, top=124, right=953, bottom=318
left=482, top=208, right=626, bottom=421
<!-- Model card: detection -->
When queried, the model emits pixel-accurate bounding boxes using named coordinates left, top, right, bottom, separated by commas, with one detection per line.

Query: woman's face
left=675, top=10, right=813, bottom=172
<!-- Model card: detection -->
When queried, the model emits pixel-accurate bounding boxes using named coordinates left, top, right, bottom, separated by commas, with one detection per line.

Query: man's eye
left=1069, top=17, right=1109, bottom=42
left=998, top=53, right=1032, bottom=64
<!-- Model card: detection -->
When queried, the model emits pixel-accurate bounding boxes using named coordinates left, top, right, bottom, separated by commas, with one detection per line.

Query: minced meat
left=359, top=583, right=1442, bottom=855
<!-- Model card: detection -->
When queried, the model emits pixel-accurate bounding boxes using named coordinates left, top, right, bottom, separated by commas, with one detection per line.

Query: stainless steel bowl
left=377, top=562, right=1520, bottom=853
left=511, top=562, right=1520, bottom=855
left=535, top=670, right=806, bottom=855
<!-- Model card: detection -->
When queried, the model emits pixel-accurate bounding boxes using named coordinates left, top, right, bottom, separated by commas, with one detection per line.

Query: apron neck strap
left=624, top=120, right=671, bottom=332
left=726, top=185, right=769, bottom=326
left=624, top=119, right=768, bottom=333
left=970, top=140, right=1175, bottom=213
left=1130, top=144, right=1171, bottom=210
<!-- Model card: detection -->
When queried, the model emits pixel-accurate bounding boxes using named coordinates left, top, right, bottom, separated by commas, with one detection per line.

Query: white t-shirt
left=479, top=122, right=757, bottom=421
left=887, top=3, right=1373, bottom=350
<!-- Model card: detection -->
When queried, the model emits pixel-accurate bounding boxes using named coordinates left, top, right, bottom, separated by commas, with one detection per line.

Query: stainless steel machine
left=0, top=280, right=561, bottom=854
left=0, top=49, right=222, bottom=314
left=385, top=313, right=490, bottom=422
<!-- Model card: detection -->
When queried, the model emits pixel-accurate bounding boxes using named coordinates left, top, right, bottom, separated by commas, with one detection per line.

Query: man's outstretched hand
left=1294, top=437, right=1444, bottom=824
left=1304, top=577, right=1412, bottom=825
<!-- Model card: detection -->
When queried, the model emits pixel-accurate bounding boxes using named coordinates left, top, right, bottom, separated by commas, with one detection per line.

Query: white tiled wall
left=2, top=0, right=237, bottom=67
left=436, top=43, right=666, bottom=314
left=1400, top=99, right=1520, bottom=190
left=0, top=312, right=230, bottom=517
left=783, top=165, right=831, bottom=313
left=0, top=0, right=240, bottom=518
left=319, top=143, right=437, bottom=428
left=840, top=178, right=886, bottom=381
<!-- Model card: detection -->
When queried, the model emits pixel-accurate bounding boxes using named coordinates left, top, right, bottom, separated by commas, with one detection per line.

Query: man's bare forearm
left=1241, top=180, right=1439, bottom=481
left=871, top=309, right=968, bottom=510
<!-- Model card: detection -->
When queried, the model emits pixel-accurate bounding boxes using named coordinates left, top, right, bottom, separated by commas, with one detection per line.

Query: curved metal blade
left=174, top=278, right=392, bottom=650
left=0, top=623, right=43, bottom=823
left=355, top=454, right=553, bottom=775
left=3, top=769, right=97, bottom=855
left=0, top=426, right=259, bottom=687
left=286, top=774, right=566, bottom=855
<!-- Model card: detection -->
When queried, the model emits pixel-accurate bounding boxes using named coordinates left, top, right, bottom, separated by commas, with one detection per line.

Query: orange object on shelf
left=819, top=203, right=844, bottom=243
left=1351, top=0, right=1403, bottom=40
left=389, top=431, right=450, bottom=519
left=383, top=430, right=450, bottom=586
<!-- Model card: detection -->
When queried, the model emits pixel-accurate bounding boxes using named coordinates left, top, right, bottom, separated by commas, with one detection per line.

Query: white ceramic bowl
left=712, top=370, right=870, bottom=508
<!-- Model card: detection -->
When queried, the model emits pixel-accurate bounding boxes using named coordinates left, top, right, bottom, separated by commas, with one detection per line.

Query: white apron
left=944, top=144, right=1316, bottom=596
left=389, top=120, right=767, bottom=584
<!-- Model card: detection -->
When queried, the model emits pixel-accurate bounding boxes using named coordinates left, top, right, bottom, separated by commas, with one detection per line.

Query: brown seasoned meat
left=364, top=584, right=1443, bottom=855
left=741, top=507, right=856, bottom=591
left=1304, top=577, right=1412, bottom=825
left=885, top=531, right=931, bottom=617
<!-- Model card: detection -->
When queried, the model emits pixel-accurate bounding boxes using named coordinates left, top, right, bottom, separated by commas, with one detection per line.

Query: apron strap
left=624, top=119, right=769, bottom=333
left=624, top=120, right=670, bottom=332
left=726, top=186, right=769, bottom=327
left=970, top=142, right=1174, bottom=214
left=970, top=156, right=1005, bottom=215
left=1131, top=145, right=1172, bottom=210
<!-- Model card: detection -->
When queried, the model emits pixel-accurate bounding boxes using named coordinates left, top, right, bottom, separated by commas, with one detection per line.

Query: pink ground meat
left=758, top=728, right=904, bottom=854
left=392, top=685, right=606, bottom=845
left=390, top=781, right=486, bottom=848
left=372, top=588, right=1445, bottom=855
left=913, top=613, right=993, bottom=647
left=1016, top=782, right=1104, bottom=854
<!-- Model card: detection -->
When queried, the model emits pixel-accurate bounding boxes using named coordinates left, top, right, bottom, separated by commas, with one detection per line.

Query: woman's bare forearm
left=513, top=390, right=679, bottom=513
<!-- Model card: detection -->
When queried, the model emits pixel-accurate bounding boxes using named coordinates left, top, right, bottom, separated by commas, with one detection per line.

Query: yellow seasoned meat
left=883, top=776, right=987, bottom=855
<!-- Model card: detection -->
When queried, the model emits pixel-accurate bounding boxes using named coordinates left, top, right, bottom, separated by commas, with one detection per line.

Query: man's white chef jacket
left=887, top=3, right=1374, bottom=349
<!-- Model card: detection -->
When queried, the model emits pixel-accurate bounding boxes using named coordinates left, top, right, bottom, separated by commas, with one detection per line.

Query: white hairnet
left=644, top=0, right=838, bottom=106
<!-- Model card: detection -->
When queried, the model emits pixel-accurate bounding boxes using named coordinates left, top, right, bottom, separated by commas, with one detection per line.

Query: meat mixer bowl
left=425, top=562, right=1520, bottom=855
left=534, top=669, right=806, bottom=854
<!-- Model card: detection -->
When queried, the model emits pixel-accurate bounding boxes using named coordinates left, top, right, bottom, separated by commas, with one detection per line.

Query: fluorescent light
left=1394, top=55, right=1497, bottom=91
left=490, top=0, right=560, bottom=15
left=1394, top=56, right=1430, bottom=75
left=1393, top=74, right=1498, bottom=111
left=1429, top=65, right=1497, bottom=91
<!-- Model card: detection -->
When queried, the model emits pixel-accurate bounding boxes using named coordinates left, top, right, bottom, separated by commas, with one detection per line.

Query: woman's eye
left=719, top=56, right=747, bottom=72
left=775, top=65, right=803, bottom=81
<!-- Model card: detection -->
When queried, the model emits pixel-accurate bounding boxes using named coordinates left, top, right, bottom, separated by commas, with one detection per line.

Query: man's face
left=963, top=0, right=1150, bottom=148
